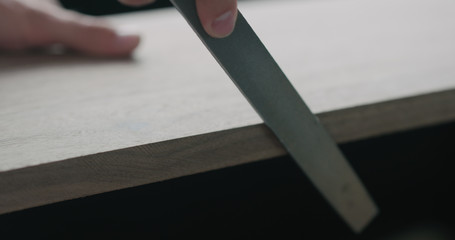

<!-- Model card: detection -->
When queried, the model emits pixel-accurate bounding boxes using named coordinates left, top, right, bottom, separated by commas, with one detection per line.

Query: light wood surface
left=1, top=0, right=454, bottom=215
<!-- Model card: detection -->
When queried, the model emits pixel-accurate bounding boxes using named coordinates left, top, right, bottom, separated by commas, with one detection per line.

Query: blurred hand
left=119, top=0, right=238, bottom=38
left=0, top=0, right=140, bottom=56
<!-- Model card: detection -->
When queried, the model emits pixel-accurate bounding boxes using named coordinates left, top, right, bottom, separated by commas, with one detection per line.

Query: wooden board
left=1, top=0, right=454, bottom=215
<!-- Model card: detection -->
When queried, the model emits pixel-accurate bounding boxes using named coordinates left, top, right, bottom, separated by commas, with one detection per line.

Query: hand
left=0, top=0, right=140, bottom=56
left=119, top=0, right=238, bottom=38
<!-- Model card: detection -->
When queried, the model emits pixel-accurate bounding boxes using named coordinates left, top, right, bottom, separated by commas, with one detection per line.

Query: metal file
left=169, top=0, right=378, bottom=232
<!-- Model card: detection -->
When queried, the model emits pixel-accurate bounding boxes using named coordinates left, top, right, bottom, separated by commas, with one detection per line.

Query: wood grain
left=1, top=0, right=455, bottom=214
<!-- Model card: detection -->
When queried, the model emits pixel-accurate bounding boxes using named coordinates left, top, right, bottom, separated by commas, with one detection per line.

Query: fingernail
left=114, top=34, right=140, bottom=51
left=210, top=10, right=236, bottom=38
left=117, top=25, right=141, bottom=37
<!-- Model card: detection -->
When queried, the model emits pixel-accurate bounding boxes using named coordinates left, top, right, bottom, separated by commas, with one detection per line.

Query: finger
left=118, top=0, right=156, bottom=7
left=45, top=12, right=140, bottom=57
left=196, top=0, right=237, bottom=38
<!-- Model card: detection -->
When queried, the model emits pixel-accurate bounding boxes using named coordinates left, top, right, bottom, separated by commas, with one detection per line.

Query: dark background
left=1, top=1, right=454, bottom=239
left=60, top=0, right=172, bottom=15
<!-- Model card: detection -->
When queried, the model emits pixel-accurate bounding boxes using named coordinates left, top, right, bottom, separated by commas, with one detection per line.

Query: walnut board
left=1, top=0, right=454, bottom=215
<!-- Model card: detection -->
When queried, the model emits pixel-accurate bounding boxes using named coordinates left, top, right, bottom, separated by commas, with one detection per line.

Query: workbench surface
left=1, top=0, right=454, bottom=214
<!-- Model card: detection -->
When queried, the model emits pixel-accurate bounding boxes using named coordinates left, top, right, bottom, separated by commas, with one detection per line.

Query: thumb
left=195, top=0, right=237, bottom=38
